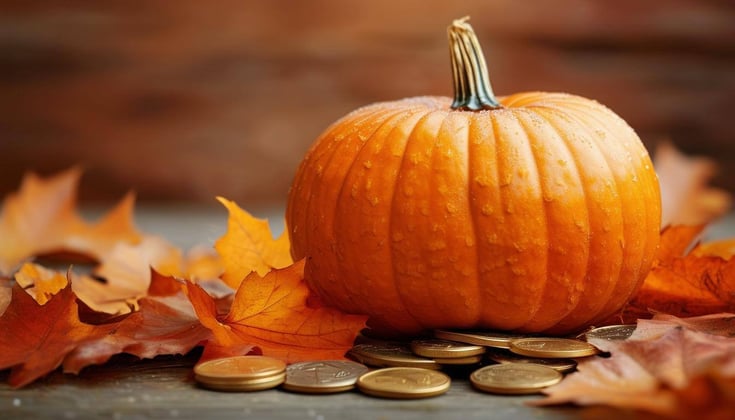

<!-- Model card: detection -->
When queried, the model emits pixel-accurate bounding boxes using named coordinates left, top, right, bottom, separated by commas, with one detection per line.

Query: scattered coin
left=470, top=363, right=562, bottom=395
left=282, top=360, right=369, bottom=394
left=434, top=329, right=530, bottom=349
left=194, top=356, right=287, bottom=391
left=410, top=339, right=486, bottom=359
left=485, top=348, right=577, bottom=373
left=349, top=343, right=440, bottom=370
left=509, top=337, right=598, bottom=358
left=583, top=324, right=637, bottom=342
left=356, top=367, right=451, bottom=399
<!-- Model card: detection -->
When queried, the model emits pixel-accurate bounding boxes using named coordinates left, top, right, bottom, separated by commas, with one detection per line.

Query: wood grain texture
left=0, top=0, right=733, bottom=205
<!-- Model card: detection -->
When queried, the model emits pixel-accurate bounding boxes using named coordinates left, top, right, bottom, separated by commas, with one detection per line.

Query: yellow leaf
left=0, top=168, right=142, bottom=275
left=214, top=197, right=292, bottom=288
left=13, top=263, right=68, bottom=305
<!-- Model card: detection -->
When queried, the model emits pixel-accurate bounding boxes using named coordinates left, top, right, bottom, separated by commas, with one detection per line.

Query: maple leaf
left=214, top=197, right=292, bottom=288
left=655, top=141, right=732, bottom=227
left=14, top=262, right=68, bottom=305
left=62, top=273, right=212, bottom=374
left=186, top=259, right=367, bottom=363
left=609, top=226, right=735, bottom=323
left=0, top=168, right=141, bottom=275
left=535, top=313, right=735, bottom=418
left=0, top=283, right=119, bottom=387
left=71, top=235, right=223, bottom=315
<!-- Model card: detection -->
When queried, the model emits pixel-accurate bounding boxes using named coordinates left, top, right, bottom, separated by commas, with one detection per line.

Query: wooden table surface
left=3, top=205, right=733, bottom=420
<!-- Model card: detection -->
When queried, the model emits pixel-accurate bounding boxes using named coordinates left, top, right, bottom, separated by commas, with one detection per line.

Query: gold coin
left=196, top=372, right=286, bottom=392
left=583, top=324, right=637, bottom=342
left=434, top=329, right=530, bottom=349
left=410, top=339, right=485, bottom=359
left=194, top=356, right=286, bottom=391
left=485, top=348, right=577, bottom=373
left=433, top=354, right=484, bottom=365
left=470, top=363, right=562, bottom=395
left=509, top=338, right=598, bottom=358
left=356, top=367, right=451, bottom=399
left=282, top=360, right=369, bottom=394
left=349, top=343, right=440, bottom=370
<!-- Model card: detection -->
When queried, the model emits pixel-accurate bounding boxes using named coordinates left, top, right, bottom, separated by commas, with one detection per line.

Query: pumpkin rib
left=512, top=109, right=590, bottom=332
left=559, top=101, right=659, bottom=324
left=468, top=111, right=509, bottom=328
left=334, top=105, right=432, bottom=332
left=489, top=109, right=549, bottom=330
left=329, top=106, right=423, bottom=318
left=528, top=105, right=621, bottom=331
left=299, top=105, right=403, bottom=308
left=464, top=113, right=485, bottom=328
left=374, top=107, right=443, bottom=332
left=289, top=104, right=394, bottom=258
left=551, top=104, right=631, bottom=329
left=424, top=110, right=481, bottom=328
left=550, top=102, right=652, bottom=327
left=390, top=108, right=453, bottom=331
left=507, top=110, right=550, bottom=329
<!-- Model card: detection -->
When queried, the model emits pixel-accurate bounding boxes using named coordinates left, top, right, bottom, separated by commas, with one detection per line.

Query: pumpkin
left=286, top=18, right=661, bottom=335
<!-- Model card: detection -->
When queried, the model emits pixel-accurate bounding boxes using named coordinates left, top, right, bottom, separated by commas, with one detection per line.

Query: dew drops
left=363, top=160, right=373, bottom=169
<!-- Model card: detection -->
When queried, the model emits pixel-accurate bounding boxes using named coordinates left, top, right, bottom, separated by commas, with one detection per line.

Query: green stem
left=448, top=17, right=502, bottom=111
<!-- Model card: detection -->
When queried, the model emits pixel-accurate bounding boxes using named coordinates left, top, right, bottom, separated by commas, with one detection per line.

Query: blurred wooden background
left=1, top=0, right=733, bottom=208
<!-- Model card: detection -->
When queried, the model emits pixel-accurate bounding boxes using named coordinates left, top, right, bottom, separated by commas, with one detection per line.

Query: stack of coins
left=194, top=355, right=286, bottom=391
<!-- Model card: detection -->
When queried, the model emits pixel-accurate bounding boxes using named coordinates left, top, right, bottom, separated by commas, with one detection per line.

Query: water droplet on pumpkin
left=481, top=205, right=494, bottom=216
left=403, top=186, right=414, bottom=197
left=445, top=203, right=457, bottom=214
left=369, top=196, right=380, bottom=206
left=465, top=236, right=475, bottom=246
left=363, top=160, right=373, bottom=169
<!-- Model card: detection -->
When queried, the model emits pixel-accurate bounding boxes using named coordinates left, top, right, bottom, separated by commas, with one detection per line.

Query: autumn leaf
left=214, top=197, right=292, bottom=288
left=655, top=141, right=732, bottom=227
left=186, top=259, right=367, bottom=363
left=63, top=273, right=211, bottom=374
left=14, top=262, right=68, bottom=305
left=608, top=226, right=735, bottom=324
left=0, top=278, right=11, bottom=316
left=71, top=235, right=223, bottom=315
left=0, top=283, right=120, bottom=388
left=0, top=168, right=142, bottom=276
left=535, top=313, right=735, bottom=418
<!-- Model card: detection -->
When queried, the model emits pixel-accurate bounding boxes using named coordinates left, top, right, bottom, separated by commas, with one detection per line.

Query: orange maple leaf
left=214, top=197, right=292, bottom=288
left=0, top=283, right=120, bottom=387
left=0, top=168, right=141, bottom=275
left=609, top=226, right=735, bottom=323
left=186, top=259, right=367, bottom=363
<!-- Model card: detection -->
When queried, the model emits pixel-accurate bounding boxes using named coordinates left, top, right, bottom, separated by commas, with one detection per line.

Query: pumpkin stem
left=448, top=17, right=502, bottom=111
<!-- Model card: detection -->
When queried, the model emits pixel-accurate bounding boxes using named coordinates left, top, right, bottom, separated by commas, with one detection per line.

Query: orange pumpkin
left=286, top=18, right=661, bottom=335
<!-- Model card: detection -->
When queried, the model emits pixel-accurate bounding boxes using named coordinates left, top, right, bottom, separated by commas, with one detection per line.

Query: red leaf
left=186, top=259, right=367, bottom=363
left=0, top=283, right=118, bottom=387
left=63, top=273, right=212, bottom=374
